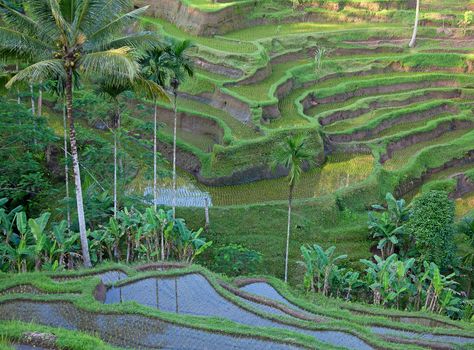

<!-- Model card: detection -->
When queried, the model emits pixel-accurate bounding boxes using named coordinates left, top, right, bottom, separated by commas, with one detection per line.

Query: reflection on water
left=106, top=274, right=374, bottom=350
left=0, top=300, right=298, bottom=350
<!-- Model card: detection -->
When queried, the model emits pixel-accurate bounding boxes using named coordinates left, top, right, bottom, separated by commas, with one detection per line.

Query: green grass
left=228, top=59, right=310, bottom=102
left=225, top=22, right=403, bottom=41
left=384, top=128, right=474, bottom=170
left=196, top=153, right=374, bottom=206
left=178, top=0, right=250, bottom=11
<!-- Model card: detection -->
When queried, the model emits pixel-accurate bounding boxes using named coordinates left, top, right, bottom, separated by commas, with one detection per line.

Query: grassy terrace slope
left=132, top=5, right=474, bottom=201
left=84, top=0, right=469, bottom=279
left=24, top=0, right=473, bottom=287
left=1, top=264, right=473, bottom=350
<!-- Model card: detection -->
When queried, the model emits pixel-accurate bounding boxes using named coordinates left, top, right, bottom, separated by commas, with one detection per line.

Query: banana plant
left=342, top=271, right=363, bottom=301
left=117, top=208, right=141, bottom=263
left=369, top=193, right=411, bottom=258
left=105, top=217, right=125, bottom=261
left=172, top=218, right=212, bottom=263
left=361, top=254, right=398, bottom=305
left=28, top=212, right=51, bottom=271
left=0, top=198, right=22, bottom=241
left=52, top=221, right=80, bottom=268
left=298, top=244, right=347, bottom=296
left=0, top=238, right=34, bottom=272
left=424, top=262, right=458, bottom=313
left=299, top=245, right=316, bottom=291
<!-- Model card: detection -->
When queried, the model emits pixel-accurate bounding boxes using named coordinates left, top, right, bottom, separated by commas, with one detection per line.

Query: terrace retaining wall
left=155, top=105, right=225, bottom=144
left=395, top=150, right=474, bottom=197
left=135, top=0, right=257, bottom=36
left=328, top=104, right=457, bottom=143
left=381, top=119, right=474, bottom=163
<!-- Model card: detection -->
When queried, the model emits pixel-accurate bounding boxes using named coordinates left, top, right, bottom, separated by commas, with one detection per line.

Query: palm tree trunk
left=409, top=0, right=420, bottom=48
left=30, top=84, right=35, bottom=115
left=16, top=63, right=20, bottom=105
left=113, top=107, right=120, bottom=219
left=285, top=182, right=294, bottom=283
left=153, top=103, right=158, bottom=208
left=65, top=67, right=91, bottom=268
left=63, top=101, right=71, bottom=231
left=38, top=83, right=43, bottom=117
left=113, top=125, right=118, bottom=218
left=160, top=224, right=165, bottom=261
left=172, top=91, right=178, bottom=219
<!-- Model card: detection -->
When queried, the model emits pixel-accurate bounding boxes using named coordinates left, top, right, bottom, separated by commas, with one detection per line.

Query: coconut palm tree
left=97, top=83, right=127, bottom=219
left=273, top=135, right=314, bottom=283
left=0, top=0, right=158, bottom=267
left=165, top=40, right=194, bottom=219
left=142, top=39, right=194, bottom=219
left=140, top=45, right=170, bottom=211
left=409, top=0, right=420, bottom=48
left=97, top=79, right=167, bottom=219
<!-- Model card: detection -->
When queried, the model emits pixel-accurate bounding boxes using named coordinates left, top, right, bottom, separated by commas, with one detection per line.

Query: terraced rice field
left=2, top=264, right=473, bottom=349
left=121, top=0, right=474, bottom=209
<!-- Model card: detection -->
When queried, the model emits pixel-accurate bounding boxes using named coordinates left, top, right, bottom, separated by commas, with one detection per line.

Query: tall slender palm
left=97, top=83, right=126, bottom=219
left=1, top=0, right=158, bottom=267
left=164, top=40, right=194, bottom=219
left=97, top=79, right=166, bottom=219
left=409, top=0, right=420, bottom=48
left=274, top=135, right=314, bottom=283
left=142, top=39, right=193, bottom=219
left=140, top=45, right=170, bottom=212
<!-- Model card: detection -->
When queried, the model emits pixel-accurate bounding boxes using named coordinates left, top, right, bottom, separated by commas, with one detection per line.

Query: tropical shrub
left=212, top=244, right=263, bottom=276
left=0, top=98, right=56, bottom=210
left=407, top=191, right=457, bottom=268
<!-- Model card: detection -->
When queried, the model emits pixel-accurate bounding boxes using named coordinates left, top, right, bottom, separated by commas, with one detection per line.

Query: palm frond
left=0, top=2, right=42, bottom=38
left=47, top=0, right=72, bottom=42
left=86, top=6, right=148, bottom=46
left=5, top=59, right=65, bottom=88
left=0, top=27, right=54, bottom=60
left=79, top=0, right=133, bottom=35
left=88, top=31, right=160, bottom=52
left=28, top=0, right=61, bottom=41
left=79, top=47, right=139, bottom=86
left=272, top=135, right=315, bottom=186
left=132, top=76, right=170, bottom=103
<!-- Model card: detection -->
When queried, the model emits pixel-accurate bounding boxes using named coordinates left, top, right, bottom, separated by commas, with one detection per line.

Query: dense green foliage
left=0, top=199, right=210, bottom=272
left=407, top=191, right=457, bottom=268
left=212, top=244, right=263, bottom=276
left=0, top=99, right=56, bottom=211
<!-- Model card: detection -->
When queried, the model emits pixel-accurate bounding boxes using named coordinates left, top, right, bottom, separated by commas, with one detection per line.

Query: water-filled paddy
left=105, top=273, right=373, bottom=350
left=0, top=300, right=300, bottom=350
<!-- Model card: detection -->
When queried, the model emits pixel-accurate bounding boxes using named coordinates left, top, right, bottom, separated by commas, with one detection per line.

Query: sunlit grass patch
left=456, top=193, right=474, bottom=218
left=197, top=153, right=374, bottom=206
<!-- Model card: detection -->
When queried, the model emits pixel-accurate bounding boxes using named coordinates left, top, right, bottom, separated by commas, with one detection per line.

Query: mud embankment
left=194, top=57, right=244, bottom=79
left=319, top=89, right=462, bottom=126
left=180, top=89, right=252, bottom=123
left=395, top=150, right=474, bottom=197
left=328, top=104, right=457, bottom=143
left=136, top=0, right=257, bottom=36
left=381, top=119, right=473, bottom=163
left=306, top=80, right=458, bottom=106
left=450, top=173, right=474, bottom=199
left=154, top=105, right=225, bottom=145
